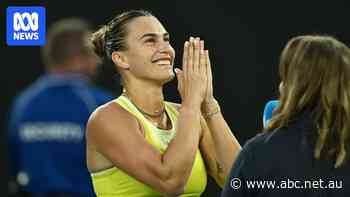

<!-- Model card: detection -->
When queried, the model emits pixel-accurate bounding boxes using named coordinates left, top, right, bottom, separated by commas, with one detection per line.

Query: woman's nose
left=158, top=42, right=173, bottom=54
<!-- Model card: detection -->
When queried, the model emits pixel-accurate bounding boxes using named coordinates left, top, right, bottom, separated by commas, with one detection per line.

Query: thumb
left=174, top=68, right=183, bottom=80
left=175, top=68, right=184, bottom=92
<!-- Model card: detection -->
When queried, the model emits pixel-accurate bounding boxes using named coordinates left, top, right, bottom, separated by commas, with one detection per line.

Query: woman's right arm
left=86, top=37, right=206, bottom=196
left=87, top=103, right=200, bottom=196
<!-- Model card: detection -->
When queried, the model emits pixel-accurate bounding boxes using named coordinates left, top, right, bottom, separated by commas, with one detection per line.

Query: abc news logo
left=7, top=7, right=45, bottom=46
left=13, top=12, right=39, bottom=40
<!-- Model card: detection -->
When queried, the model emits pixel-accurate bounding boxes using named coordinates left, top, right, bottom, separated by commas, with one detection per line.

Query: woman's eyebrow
left=138, top=32, right=169, bottom=40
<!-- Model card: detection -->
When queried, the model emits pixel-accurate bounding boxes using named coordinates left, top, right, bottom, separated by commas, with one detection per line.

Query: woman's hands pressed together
left=175, top=37, right=209, bottom=110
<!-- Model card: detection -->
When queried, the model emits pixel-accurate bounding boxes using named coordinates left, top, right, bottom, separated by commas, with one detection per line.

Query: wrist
left=181, top=99, right=202, bottom=112
left=202, top=97, right=218, bottom=112
left=179, top=105, right=201, bottom=118
left=202, top=98, right=221, bottom=119
left=204, top=96, right=216, bottom=103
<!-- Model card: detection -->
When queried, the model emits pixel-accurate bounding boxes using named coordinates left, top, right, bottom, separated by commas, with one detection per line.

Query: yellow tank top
left=91, top=95, right=207, bottom=197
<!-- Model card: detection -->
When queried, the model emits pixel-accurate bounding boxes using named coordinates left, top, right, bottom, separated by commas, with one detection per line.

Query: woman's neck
left=123, top=79, right=165, bottom=116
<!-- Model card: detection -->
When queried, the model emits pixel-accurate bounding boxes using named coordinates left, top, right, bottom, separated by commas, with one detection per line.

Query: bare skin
left=86, top=16, right=241, bottom=196
left=175, top=50, right=241, bottom=187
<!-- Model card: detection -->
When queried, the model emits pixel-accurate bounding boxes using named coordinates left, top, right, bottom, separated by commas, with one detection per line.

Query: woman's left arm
left=199, top=103, right=241, bottom=188
left=199, top=50, right=241, bottom=187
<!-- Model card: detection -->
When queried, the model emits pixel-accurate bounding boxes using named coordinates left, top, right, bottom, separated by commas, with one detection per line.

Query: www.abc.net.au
left=230, top=178, right=343, bottom=190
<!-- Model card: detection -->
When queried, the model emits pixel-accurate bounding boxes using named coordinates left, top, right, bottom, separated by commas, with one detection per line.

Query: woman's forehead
left=126, top=16, right=168, bottom=39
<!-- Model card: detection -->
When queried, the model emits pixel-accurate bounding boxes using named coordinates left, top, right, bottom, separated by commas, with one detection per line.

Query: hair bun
left=91, top=25, right=108, bottom=59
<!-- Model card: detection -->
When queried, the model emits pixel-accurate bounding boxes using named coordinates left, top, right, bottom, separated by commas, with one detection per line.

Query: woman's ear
left=111, top=51, right=130, bottom=69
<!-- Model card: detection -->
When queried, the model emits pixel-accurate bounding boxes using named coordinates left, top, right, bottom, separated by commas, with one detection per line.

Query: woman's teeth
left=156, top=60, right=171, bottom=65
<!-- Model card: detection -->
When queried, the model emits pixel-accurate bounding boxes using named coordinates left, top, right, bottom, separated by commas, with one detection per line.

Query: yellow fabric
left=91, top=95, right=207, bottom=197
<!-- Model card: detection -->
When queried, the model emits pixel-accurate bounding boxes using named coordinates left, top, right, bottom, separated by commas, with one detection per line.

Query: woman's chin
left=160, top=72, right=175, bottom=84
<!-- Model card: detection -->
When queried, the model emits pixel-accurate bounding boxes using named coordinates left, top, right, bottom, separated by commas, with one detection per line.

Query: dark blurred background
left=1, top=0, right=350, bottom=196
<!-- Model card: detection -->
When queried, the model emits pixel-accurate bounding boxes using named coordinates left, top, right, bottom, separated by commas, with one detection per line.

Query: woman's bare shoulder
left=87, top=100, right=138, bottom=133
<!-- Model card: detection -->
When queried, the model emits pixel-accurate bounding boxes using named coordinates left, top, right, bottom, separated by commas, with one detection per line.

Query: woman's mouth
left=155, top=60, right=172, bottom=66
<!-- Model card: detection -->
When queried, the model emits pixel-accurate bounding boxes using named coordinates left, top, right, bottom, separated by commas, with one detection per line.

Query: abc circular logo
left=6, top=6, right=46, bottom=46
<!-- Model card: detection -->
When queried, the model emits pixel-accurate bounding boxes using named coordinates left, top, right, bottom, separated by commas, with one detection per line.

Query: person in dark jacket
left=221, top=35, right=350, bottom=197
left=7, top=18, right=114, bottom=197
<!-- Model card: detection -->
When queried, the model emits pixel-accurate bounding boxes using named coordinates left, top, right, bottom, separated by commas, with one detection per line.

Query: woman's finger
left=182, top=41, right=189, bottom=81
left=175, top=68, right=184, bottom=97
left=206, top=50, right=213, bottom=83
left=188, top=37, right=194, bottom=75
left=193, top=37, right=200, bottom=73
left=200, top=41, right=206, bottom=78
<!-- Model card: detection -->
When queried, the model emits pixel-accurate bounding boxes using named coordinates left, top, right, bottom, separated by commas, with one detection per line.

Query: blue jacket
left=8, top=74, right=114, bottom=196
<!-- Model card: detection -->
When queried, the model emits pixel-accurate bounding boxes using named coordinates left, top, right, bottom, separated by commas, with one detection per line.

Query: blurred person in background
left=7, top=18, right=114, bottom=197
left=221, top=35, right=350, bottom=197
left=86, top=9, right=241, bottom=196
